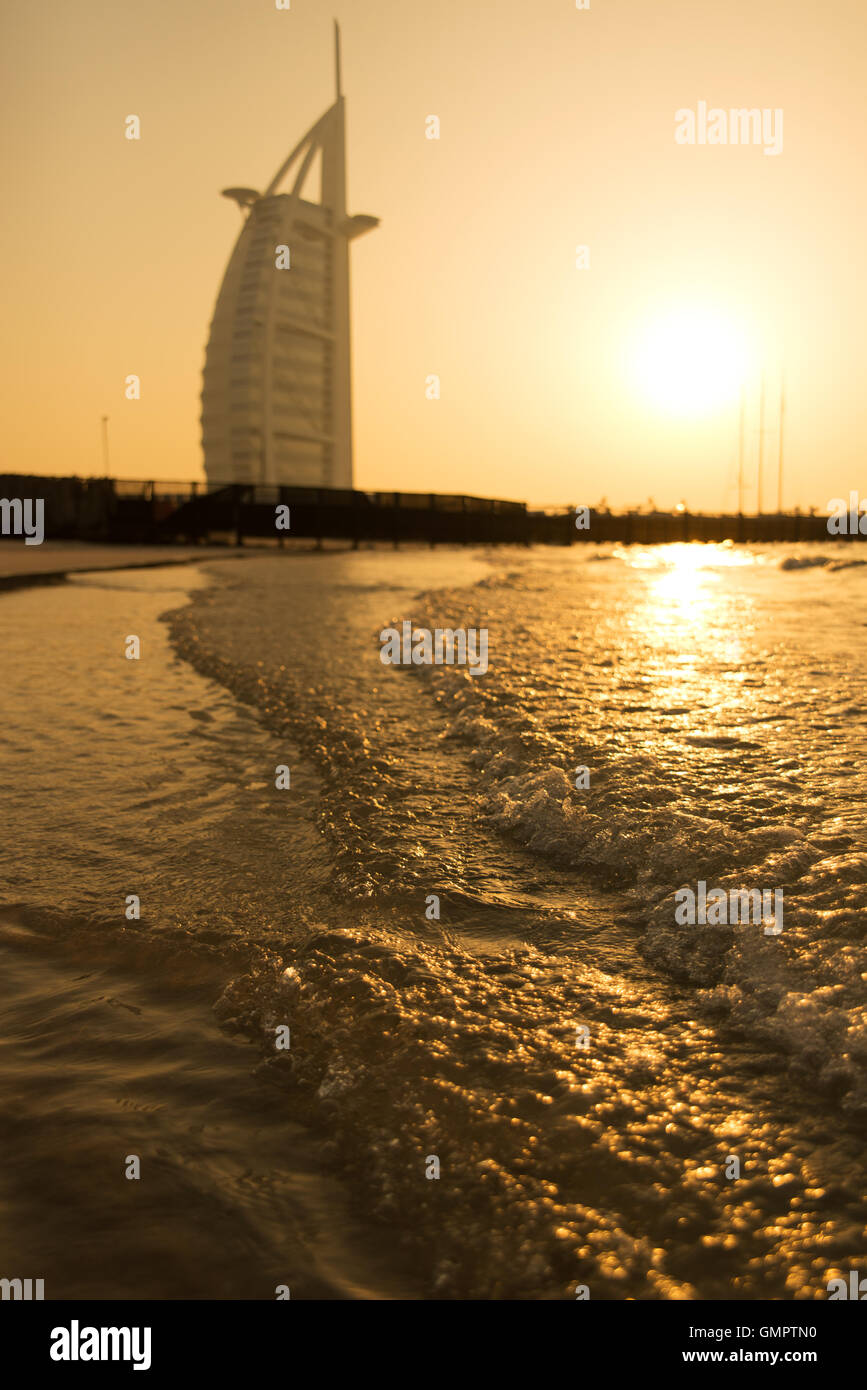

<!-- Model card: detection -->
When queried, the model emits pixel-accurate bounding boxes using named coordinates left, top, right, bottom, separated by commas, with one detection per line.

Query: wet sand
left=0, top=542, right=249, bottom=589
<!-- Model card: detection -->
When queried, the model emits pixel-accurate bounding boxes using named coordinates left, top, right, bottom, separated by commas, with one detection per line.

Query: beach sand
left=0, top=541, right=248, bottom=588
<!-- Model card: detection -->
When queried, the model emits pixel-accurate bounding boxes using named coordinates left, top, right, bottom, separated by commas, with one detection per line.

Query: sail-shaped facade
left=201, top=26, right=377, bottom=489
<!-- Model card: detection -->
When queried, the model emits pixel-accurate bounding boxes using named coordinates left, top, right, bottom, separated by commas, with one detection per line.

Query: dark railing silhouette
left=0, top=475, right=861, bottom=546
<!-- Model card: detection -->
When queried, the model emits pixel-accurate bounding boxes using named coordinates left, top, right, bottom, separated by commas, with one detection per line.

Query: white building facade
left=201, top=26, right=377, bottom=489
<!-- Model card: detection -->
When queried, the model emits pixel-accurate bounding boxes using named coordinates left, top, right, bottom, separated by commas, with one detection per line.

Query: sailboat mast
left=777, top=376, right=786, bottom=513
left=757, top=373, right=765, bottom=515
left=737, top=386, right=745, bottom=514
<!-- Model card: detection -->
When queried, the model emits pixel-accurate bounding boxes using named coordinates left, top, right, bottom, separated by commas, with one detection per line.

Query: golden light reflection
left=615, top=542, right=757, bottom=572
left=652, top=550, right=712, bottom=610
left=618, top=544, right=766, bottom=712
left=610, top=543, right=753, bottom=629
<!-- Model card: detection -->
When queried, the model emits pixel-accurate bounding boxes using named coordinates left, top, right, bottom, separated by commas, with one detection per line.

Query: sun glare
left=632, top=305, right=751, bottom=416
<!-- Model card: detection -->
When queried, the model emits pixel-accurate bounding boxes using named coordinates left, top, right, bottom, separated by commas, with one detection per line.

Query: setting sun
left=631, top=305, right=751, bottom=417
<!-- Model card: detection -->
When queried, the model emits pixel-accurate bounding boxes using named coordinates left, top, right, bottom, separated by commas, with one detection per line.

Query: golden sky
left=3, top=0, right=866, bottom=510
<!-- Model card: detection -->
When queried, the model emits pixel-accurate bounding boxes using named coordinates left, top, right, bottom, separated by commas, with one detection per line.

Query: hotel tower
left=201, top=24, right=378, bottom=488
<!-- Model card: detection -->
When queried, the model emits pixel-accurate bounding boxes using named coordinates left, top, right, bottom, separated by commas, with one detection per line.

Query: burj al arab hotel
left=201, top=24, right=378, bottom=489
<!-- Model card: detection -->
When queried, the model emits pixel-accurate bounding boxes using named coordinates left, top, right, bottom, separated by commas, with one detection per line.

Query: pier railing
left=0, top=475, right=861, bottom=547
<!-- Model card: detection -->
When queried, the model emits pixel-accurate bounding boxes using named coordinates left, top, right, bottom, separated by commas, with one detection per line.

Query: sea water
left=0, top=543, right=864, bottom=1298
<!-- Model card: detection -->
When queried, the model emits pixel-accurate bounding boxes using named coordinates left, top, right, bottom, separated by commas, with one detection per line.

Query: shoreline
left=0, top=542, right=251, bottom=592
left=2, top=535, right=864, bottom=595
left=0, top=538, right=490, bottom=592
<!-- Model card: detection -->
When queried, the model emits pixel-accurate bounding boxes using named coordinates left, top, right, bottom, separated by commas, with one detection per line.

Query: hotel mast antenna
left=201, top=21, right=379, bottom=490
